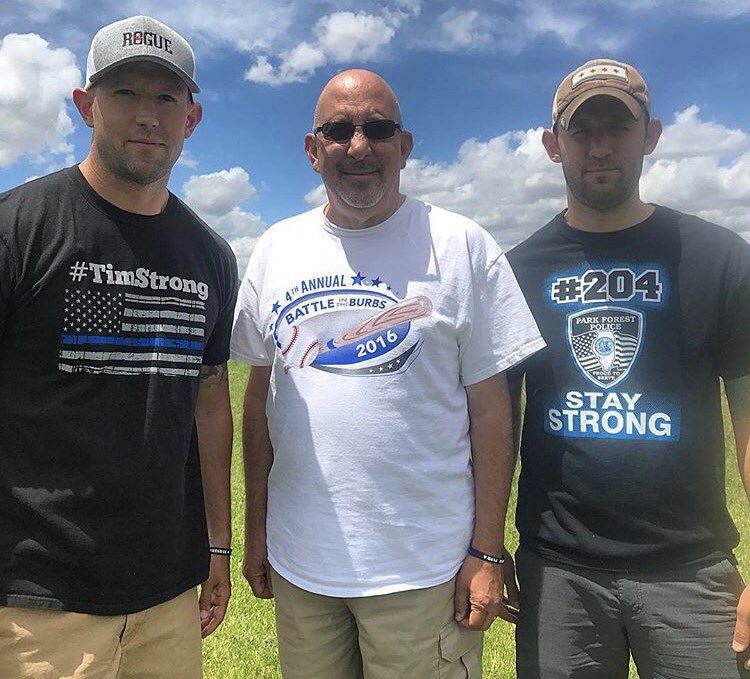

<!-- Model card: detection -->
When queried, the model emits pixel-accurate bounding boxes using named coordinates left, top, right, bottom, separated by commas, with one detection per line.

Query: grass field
left=203, top=361, right=749, bottom=678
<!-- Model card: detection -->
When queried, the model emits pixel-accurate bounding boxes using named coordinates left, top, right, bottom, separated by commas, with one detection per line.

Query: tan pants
left=0, top=589, right=202, bottom=679
left=271, top=570, right=482, bottom=679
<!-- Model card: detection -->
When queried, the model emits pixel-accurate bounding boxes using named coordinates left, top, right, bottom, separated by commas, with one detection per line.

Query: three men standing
left=508, top=59, right=750, bottom=678
left=0, top=16, right=236, bottom=679
left=3, top=17, right=749, bottom=679
left=231, top=69, right=543, bottom=678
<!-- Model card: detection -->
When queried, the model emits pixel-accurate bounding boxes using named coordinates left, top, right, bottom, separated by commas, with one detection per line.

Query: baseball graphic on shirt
left=278, top=323, right=320, bottom=370
left=271, top=272, right=433, bottom=377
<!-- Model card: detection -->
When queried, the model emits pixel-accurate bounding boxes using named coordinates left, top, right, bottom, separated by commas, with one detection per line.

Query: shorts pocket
left=438, top=621, right=482, bottom=678
left=697, top=557, right=746, bottom=598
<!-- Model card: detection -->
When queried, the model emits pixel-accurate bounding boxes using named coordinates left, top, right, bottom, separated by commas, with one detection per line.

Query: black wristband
left=209, top=546, right=232, bottom=557
left=467, top=546, right=504, bottom=564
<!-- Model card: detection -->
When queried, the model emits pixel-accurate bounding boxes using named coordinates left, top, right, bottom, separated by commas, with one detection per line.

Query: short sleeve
left=718, top=234, right=750, bottom=379
left=459, top=237, right=545, bottom=386
left=203, top=260, right=237, bottom=365
left=230, top=250, right=272, bottom=366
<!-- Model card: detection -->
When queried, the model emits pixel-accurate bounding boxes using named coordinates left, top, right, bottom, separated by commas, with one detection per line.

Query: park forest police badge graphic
left=270, top=271, right=432, bottom=377
left=567, top=306, right=643, bottom=389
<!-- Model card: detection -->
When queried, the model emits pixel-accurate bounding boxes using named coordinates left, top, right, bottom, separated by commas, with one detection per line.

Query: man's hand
left=243, top=537, right=273, bottom=599
left=454, top=556, right=503, bottom=631
left=199, top=554, right=231, bottom=638
left=733, top=585, right=750, bottom=669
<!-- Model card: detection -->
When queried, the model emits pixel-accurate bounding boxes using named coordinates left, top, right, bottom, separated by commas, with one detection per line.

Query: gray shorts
left=515, top=546, right=749, bottom=679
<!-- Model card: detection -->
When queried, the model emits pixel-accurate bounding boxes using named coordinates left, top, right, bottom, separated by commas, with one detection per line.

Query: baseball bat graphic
left=280, top=295, right=433, bottom=371
left=318, top=294, right=433, bottom=354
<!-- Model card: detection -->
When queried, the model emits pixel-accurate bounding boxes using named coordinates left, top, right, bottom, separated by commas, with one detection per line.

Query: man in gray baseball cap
left=0, top=15, right=236, bottom=679
left=85, top=15, right=201, bottom=94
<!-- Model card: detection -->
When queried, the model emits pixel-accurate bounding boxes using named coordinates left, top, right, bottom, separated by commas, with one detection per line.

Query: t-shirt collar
left=321, top=198, right=413, bottom=238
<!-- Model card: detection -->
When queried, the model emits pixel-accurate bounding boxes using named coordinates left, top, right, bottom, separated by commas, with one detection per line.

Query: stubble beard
left=563, top=156, right=644, bottom=211
left=332, top=165, right=389, bottom=209
left=94, top=134, right=177, bottom=187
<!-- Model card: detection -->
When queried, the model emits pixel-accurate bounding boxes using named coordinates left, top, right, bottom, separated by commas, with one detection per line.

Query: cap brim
left=559, top=87, right=642, bottom=129
left=86, top=55, right=200, bottom=94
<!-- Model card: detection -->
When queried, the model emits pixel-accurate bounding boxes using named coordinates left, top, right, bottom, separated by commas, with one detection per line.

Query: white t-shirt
left=231, top=198, right=544, bottom=597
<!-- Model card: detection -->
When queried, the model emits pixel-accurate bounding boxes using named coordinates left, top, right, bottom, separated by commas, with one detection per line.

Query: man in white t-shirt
left=231, top=69, right=544, bottom=678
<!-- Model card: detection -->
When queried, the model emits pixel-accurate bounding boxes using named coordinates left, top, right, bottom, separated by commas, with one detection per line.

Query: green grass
left=203, top=362, right=749, bottom=678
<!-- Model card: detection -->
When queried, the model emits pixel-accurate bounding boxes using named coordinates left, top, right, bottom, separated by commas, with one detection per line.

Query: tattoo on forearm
left=200, top=363, right=228, bottom=384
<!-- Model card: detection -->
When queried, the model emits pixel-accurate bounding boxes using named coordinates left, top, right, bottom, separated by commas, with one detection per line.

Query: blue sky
left=2, top=1, right=749, bottom=271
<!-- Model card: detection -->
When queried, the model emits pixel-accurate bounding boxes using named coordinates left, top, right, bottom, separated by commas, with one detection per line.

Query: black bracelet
left=209, top=546, right=232, bottom=557
left=468, top=546, right=504, bottom=564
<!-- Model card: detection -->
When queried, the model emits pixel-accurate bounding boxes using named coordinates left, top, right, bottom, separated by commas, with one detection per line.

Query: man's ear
left=72, top=87, right=95, bottom=129
left=542, top=128, right=562, bottom=163
left=184, top=102, right=202, bottom=139
left=399, top=129, right=414, bottom=169
left=304, top=133, right=321, bottom=174
left=644, top=118, right=662, bottom=156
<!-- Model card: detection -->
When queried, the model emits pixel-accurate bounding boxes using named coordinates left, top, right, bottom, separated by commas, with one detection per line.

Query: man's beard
left=333, top=164, right=387, bottom=209
left=563, top=157, right=644, bottom=211
left=94, top=136, right=176, bottom=187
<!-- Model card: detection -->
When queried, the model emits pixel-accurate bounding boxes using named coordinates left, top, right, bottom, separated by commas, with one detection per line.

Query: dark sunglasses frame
left=314, top=119, right=402, bottom=142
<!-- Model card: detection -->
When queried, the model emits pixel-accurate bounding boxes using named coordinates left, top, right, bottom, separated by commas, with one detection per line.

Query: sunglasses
left=314, top=119, right=402, bottom=142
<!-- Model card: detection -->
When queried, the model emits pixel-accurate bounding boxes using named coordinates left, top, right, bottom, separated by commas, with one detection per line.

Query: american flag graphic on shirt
left=58, top=288, right=206, bottom=377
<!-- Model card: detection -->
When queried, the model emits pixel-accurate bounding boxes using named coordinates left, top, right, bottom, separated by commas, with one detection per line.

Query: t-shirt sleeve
left=718, top=233, right=750, bottom=379
left=459, top=237, right=546, bottom=386
left=230, top=250, right=272, bottom=366
left=202, top=249, right=239, bottom=367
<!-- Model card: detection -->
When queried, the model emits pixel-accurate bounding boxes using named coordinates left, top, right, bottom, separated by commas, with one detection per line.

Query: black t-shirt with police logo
left=507, top=206, right=750, bottom=570
left=0, top=167, right=237, bottom=614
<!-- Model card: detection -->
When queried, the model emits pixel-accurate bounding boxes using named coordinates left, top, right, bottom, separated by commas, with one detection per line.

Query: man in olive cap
left=507, top=58, right=750, bottom=678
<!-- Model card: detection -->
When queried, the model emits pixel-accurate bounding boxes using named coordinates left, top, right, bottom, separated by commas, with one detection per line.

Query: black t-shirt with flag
left=507, top=206, right=750, bottom=570
left=0, top=167, right=237, bottom=614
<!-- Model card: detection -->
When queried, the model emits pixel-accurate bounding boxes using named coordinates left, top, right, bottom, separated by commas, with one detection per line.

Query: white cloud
left=0, top=33, right=80, bottom=168
left=600, top=0, right=750, bottom=17
left=394, top=106, right=750, bottom=250
left=693, top=0, right=750, bottom=17
left=176, top=150, right=199, bottom=169
left=654, top=105, right=750, bottom=159
left=230, top=235, right=263, bottom=275
left=124, top=1, right=295, bottom=53
left=642, top=151, right=750, bottom=223
left=248, top=42, right=326, bottom=85
left=304, top=183, right=328, bottom=207
left=408, top=0, right=631, bottom=55
left=181, top=168, right=266, bottom=269
left=317, top=12, right=396, bottom=61
left=438, top=9, right=493, bottom=49
left=183, top=167, right=257, bottom=217
left=245, top=10, right=404, bottom=86
left=401, top=128, right=564, bottom=249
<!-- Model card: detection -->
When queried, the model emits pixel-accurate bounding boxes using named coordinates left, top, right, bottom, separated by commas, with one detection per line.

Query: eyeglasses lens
left=320, top=120, right=399, bottom=142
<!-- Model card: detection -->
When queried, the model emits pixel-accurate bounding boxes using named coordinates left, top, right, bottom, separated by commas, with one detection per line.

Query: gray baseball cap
left=85, top=15, right=200, bottom=93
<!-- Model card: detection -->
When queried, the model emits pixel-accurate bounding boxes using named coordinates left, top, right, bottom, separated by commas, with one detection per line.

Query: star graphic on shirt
left=272, top=301, right=280, bottom=313
left=352, top=272, right=366, bottom=285
left=370, top=277, right=382, bottom=287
